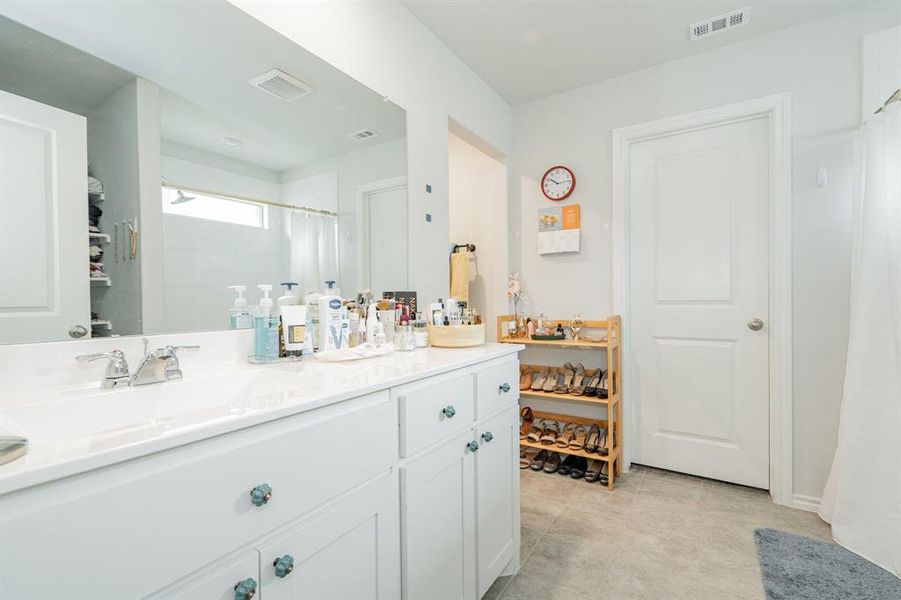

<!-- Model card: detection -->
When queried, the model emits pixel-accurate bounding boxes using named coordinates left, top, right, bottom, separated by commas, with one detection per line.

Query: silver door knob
left=68, top=325, right=88, bottom=338
left=747, top=318, right=764, bottom=331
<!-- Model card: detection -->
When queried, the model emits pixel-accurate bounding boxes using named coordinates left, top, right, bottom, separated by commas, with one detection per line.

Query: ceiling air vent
left=249, top=69, right=314, bottom=102
left=690, top=7, right=749, bottom=41
left=347, top=129, right=380, bottom=141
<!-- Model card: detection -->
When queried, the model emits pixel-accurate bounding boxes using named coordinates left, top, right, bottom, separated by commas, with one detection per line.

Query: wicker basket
left=427, top=324, right=485, bottom=348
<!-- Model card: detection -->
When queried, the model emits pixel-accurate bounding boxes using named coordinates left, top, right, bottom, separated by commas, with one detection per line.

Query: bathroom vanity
left=0, top=336, right=522, bottom=599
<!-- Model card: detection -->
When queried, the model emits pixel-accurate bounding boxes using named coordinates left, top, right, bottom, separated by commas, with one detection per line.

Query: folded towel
left=88, top=176, right=103, bottom=194
left=449, top=251, right=470, bottom=302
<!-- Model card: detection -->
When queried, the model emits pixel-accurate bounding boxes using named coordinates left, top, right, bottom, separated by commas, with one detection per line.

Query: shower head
left=171, top=190, right=195, bottom=205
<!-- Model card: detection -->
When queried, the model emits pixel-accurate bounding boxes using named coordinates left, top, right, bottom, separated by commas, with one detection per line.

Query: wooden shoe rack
left=497, top=314, right=622, bottom=489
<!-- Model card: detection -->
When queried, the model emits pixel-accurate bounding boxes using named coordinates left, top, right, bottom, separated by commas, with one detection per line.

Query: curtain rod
left=161, top=180, right=338, bottom=218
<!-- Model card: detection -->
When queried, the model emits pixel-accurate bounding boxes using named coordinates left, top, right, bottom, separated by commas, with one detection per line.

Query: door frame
left=611, top=93, right=793, bottom=506
left=355, top=175, right=407, bottom=291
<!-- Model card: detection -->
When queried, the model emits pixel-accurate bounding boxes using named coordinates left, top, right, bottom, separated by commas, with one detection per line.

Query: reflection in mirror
left=0, top=2, right=406, bottom=343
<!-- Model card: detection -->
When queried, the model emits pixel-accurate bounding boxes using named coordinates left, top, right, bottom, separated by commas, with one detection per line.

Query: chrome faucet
left=76, top=341, right=200, bottom=389
left=130, top=340, right=200, bottom=386
left=76, top=350, right=131, bottom=389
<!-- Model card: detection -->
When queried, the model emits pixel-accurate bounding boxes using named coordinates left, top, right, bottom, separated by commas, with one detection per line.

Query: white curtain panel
left=819, top=102, right=901, bottom=578
left=288, top=211, right=338, bottom=296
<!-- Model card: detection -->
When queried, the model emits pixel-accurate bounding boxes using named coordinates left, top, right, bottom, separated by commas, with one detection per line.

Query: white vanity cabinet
left=0, top=348, right=521, bottom=600
left=397, top=357, right=520, bottom=600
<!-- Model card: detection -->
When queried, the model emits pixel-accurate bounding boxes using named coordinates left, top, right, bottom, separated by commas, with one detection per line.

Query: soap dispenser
left=227, top=285, right=252, bottom=330
left=278, top=282, right=300, bottom=306
left=254, top=284, right=279, bottom=361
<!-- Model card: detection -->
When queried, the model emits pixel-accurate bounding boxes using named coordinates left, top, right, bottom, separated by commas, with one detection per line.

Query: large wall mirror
left=0, top=1, right=407, bottom=344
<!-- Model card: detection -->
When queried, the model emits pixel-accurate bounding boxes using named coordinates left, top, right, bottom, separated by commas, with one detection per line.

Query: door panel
left=401, top=431, right=476, bottom=600
left=258, top=474, right=400, bottom=600
left=145, top=550, right=259, bottom=600
left=367, top=185, right=407, bottom=294
left=475, top=407, right=518, bottom=598
left=0, top=90, right=89, bottom=343
left=629, top=116, right=770, bottom=488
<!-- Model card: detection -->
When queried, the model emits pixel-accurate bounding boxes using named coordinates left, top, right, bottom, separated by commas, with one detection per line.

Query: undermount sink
left=0, top=368, right=316, bottom=450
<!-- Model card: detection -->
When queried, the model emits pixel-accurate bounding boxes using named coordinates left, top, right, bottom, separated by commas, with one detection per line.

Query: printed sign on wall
left=538, top=204, right=580, bottom=255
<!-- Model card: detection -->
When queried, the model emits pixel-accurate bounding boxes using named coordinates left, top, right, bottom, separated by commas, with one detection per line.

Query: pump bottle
left=254, top=285, right=279, bottom=361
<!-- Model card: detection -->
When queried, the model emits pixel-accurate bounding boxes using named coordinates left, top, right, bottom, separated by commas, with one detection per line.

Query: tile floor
left=484, top=464, right=832, bottom=600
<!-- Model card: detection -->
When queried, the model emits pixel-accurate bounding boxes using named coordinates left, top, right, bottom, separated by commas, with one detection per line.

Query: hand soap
left=227, top=285, right=252, bottom=330
left=254, top=284, right=279, bottom=361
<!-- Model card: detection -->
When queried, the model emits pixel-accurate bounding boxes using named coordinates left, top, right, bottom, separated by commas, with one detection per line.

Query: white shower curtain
left=287, top=211, right=338, bottom=296
left=819, top=102, right=901, bottom=578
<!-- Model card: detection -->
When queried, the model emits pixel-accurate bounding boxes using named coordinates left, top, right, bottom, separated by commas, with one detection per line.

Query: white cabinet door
left=258, top=473, right=400, bottom=600
left=401, top=430, right=477, bottom=600
left=475, top=406, right=519, bottom=597
left=145, top=550, right=259, bottom=600
left=0, top=90, right=90, bottom=344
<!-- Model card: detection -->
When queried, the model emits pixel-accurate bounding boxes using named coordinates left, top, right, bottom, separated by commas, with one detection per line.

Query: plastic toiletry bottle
left=254, top=285, right=279, bottom=361
left=317, top=281, right=344, bottom=352
left=278, top=282, right=300, bottom=306
left=227, top=285, right=252, bottom=330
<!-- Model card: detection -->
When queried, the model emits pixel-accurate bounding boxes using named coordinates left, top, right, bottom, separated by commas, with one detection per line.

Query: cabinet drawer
left=475, top=358, right=519, bottom=418
left=395, top=371, right=474, bottom=457
left=0, top=391, right=395, bottom=599
left=147, top=550, right=260, bottom=600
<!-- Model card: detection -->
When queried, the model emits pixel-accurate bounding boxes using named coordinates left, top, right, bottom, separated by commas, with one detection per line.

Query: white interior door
left=367, top=185, right=407, bottom=295
left=629, top=116, right=770, bottom=488
left=0, top=90, right=89, bottom=344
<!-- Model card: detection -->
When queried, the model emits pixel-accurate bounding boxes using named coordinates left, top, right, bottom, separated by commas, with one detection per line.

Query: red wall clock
left=541, top=165, right=575, bottom=201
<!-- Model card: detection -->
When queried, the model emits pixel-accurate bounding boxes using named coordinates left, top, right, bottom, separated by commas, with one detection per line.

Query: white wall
left=230, top=0, right=511, bottom=304
left=510, top=3, right=901, bottom=501
left=282, top=138, right=407, bottom=294
left=159, top=153, right=284, bottom=332
left=448, top=133, right=507, bottom=341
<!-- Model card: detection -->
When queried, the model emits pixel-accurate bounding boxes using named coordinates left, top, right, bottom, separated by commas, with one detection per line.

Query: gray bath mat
left=754, top=528, right=901, bottom=600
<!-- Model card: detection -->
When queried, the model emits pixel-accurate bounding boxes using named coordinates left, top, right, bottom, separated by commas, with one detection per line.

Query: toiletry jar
left=427, top=324, right=485, bottom=348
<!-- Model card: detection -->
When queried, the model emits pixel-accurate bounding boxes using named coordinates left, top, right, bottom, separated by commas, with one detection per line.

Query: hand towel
left=449, top=251, right=470, bottom=302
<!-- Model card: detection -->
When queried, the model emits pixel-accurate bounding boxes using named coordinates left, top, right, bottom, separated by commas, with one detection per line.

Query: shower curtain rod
left=161, top=180, right=338, bottom=218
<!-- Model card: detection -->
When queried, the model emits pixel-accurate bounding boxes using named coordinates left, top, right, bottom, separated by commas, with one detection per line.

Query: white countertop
left=0, top=343, right=523, bottom=495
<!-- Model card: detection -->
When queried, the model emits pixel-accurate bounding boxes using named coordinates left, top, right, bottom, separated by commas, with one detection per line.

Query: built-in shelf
left=90, top=276, right=111, bottom=287
left=89, top=232, right=110, bottom=243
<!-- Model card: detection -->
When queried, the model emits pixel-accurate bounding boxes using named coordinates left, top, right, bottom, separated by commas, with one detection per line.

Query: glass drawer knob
left=234, top=578, right=257, bottom=600
left=499, top=383, right=511, bottom=393
left=273, top=554, right=295, bottom=578
left=250, top=483, right=272, bottom=507
left=481, top=431, right=494, bottom=443
left=441, top=405, right=456, bottom=419
left=466, top=440, right=480, bottom=453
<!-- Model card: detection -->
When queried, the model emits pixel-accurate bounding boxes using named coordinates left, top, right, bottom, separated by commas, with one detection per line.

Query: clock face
left=541, top=165, right=575, bottom=201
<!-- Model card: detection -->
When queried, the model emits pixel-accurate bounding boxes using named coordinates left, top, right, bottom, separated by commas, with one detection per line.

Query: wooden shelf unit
left=500, top=314, right=622, bottom=489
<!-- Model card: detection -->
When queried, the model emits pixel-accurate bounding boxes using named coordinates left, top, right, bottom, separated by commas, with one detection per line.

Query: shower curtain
left=287, top=211, right=338, bottom=296
left=819, top=102, right=900, bottom=578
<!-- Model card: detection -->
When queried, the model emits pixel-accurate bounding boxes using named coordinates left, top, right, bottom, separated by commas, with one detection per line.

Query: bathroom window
left=161, top=186, right=268, bottom=229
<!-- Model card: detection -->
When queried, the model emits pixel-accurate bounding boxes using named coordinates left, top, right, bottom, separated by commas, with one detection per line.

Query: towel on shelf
left=88, top=176, right=103, bottom=194
left=449, top=251, right=470, bottom=302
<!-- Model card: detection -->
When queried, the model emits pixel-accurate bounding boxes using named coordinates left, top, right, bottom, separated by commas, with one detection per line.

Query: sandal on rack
left=584, top=459, right=604, bottom=482
left=598, top=462, right=610, bottom=485
left=530, top=449, right=550, bottom=471
left=555, top=423, right=577, bottom=448
left=520, top=448, right=538, bottom=469
left=542, top=369, right=561, bottom=393
left=572, top=368, right=594, bottom=396
left=584, top=424, right=601, bottom=453
left=558, top=454, right=580, bottom=476
left=531, top=368, right=549, bottom=391
left=569, top=457, right=589, bottom=479
left=525, top=420, right=544, bottom=443
left=554, top=364, right=575, bottom=393
left=584, top=370, right=602, bottom=396
left=539, top=421, right=561, bottom=445
left=598, top=429, right=613, bottom=456
left=568, top=425, right=588, bottom=450
left=519, top=407, right=534, bottom=439
left=543, top=452, right=563, bottom=474
left=519, top=367, right=533, bottom=391
left=597, top=370, right=609, bottom=399
left=567, top=362, right=586, bottom=393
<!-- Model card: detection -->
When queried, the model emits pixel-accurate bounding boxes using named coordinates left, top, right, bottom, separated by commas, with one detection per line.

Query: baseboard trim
left=791, top=493, right=821, bottom=512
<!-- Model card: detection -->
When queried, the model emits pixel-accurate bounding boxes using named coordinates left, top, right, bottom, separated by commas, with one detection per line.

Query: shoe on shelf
left=539, top=421, right=561, bottom=445
left=543, top=452, right=563, bottom=474
left=584, top=459, right=604, bottom=483
left=569, top=457, right=589, bottom=479
left=568, top=425, right=588, bottom=450
left=525, top=419, right=544, bottom=443
left=519, top=367, right=532, bottom=391
left=530, top=449, right=550, bottom=471
left=555, top=422, right=577, bottom=448
left=519, top=407, right=534, bottom=439
left=554, top=363, right=575, bottom=393
left=531, top=368, right=549, bottom=391
left=558, top=454, right=580, bottom=476
left=567, top=362, right=586, bottom=393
